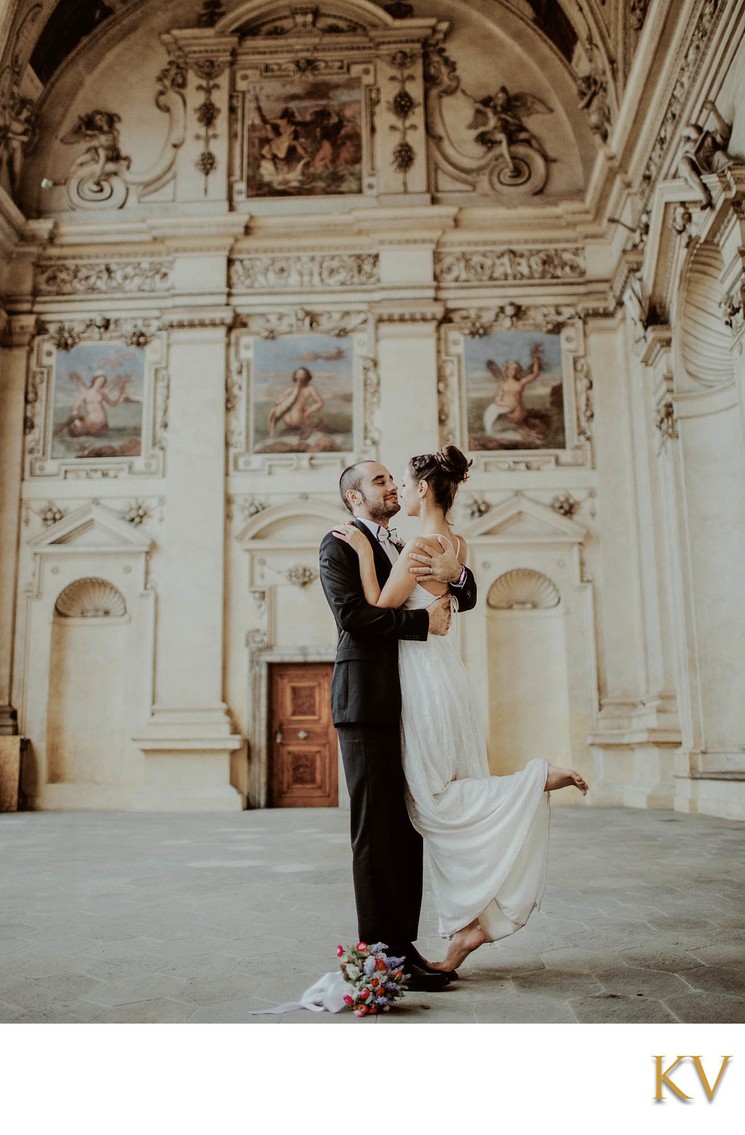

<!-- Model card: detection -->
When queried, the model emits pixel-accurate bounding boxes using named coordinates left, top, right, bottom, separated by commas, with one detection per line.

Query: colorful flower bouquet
left=336, top=941, right=409, bottom=1017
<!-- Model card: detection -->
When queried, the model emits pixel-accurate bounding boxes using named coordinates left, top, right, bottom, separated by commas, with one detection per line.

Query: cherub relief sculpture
left=467, top=86, right=554, bottom=176
left=57, top=61, right=187, bottom=211
left=0, top=89, right=37, bottom=197
left=61, top=110, right=132, bottom=208
left=425, top=48, right=555, bottom=198
left=677, top=100, right=736, bottom=208
left=577, top=72, right=609, bottom=143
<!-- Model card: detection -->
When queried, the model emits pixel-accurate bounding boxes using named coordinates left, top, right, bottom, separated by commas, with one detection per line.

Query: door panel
left=269, top=663, right=338, bottom=807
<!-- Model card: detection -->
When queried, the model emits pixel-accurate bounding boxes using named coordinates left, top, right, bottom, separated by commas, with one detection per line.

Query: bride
left=333, top=444, right=588, bottom=972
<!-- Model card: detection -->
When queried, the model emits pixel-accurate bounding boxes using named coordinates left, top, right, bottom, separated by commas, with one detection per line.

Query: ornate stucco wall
left=0, top=0, right=743, bottom=820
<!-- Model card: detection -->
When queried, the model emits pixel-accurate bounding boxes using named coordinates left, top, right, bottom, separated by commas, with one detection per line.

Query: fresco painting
left=51, top=341, right=145, bottom=460
left=252, top=334, right=354, bottom=454
left=464, top=330, right=566, bottom=451
left=247, top=75, right=363, bottom=197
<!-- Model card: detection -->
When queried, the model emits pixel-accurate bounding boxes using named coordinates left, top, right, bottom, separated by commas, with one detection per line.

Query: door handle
left=275, top=730, right=283, bottom=744
left=297, top=730, right=309, bottom=740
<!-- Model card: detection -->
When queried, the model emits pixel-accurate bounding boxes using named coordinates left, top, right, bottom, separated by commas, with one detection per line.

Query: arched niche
left=484, top=567, right=572, bottom=777
left=460, top=494, right=595, bottom=793
left=677, top=240, right=735, bottom=392
left=20, top=503, right=155, bottom=809
left=47, top=577, right=131, bottom=787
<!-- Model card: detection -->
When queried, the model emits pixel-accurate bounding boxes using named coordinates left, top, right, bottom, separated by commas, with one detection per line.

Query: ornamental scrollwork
left=387, top=50, right=420, bottom=189
left=285, top=565, right=318, bottom=588
left=361, top=356, right=381, bottom=456
left=574, top=359, right=594, bottom=445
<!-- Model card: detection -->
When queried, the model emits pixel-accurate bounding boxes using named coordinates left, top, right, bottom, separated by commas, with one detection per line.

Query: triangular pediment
left=28, top=503, right=152, bottom=552
left=463, top=494, right=586, bottom=543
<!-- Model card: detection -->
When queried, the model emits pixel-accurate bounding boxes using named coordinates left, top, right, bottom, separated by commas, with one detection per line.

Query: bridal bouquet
left=336, top=941, right=409, bottom=1017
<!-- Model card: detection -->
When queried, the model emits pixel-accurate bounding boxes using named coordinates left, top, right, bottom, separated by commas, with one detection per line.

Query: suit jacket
left=318, top=520, right=477, bottom=726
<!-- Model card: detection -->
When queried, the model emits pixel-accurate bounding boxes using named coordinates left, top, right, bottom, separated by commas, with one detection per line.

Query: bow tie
left=378, top=526, right=404, bottom=551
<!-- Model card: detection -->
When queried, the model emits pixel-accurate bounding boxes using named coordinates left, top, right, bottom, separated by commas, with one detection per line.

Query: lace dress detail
left=398, top=580, right=549, bottom=940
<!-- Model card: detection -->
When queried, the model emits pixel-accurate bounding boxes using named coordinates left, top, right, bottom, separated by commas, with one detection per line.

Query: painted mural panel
left=51, top=341, right=145, bottom=460
left=465, top=330, right=565, bottom=451
left=246, top=75, right=363, bottom=197
left=251, top=334, right=354, bottom=454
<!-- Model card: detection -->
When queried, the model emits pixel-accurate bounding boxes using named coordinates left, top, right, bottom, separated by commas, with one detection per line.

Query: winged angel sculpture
left=426, top=50, right=554, bottom=197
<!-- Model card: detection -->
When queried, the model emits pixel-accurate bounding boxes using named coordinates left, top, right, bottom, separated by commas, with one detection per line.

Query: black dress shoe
left=404, top=964, right=451, bottom=993
left=407, top=945, right=459, bottom=982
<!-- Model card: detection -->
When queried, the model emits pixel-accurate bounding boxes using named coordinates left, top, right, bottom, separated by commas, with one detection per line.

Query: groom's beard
left=361, top=497, right=400, bottom=525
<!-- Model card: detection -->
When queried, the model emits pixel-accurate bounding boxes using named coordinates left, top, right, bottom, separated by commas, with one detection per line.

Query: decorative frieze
left=435, top=248, right=585, bottom=284
left=229, top=254, right=379, bottom=291
left=35, top=261, right=174, bottom=296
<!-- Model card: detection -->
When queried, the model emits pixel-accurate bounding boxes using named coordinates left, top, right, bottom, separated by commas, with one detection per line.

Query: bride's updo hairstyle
left=409, top=445, right=472, bottom=514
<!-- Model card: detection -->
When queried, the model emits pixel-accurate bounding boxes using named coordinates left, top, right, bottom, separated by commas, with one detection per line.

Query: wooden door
left=269, top=663, right=338, bottom=807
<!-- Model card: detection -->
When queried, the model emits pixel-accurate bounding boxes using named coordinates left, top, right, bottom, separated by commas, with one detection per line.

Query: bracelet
left=451, top=566, right=467, bottom=588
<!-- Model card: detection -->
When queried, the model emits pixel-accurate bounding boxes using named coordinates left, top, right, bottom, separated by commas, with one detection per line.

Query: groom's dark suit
left=319, top=519, right=477, bottom=959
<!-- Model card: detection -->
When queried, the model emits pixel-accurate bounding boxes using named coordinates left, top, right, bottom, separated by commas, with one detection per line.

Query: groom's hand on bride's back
left=409, top=536, right=462, bottom=584
left=426, top=595, right=451, bottom=636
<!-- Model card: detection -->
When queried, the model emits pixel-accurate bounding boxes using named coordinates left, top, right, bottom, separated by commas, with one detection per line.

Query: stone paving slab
left=0, top=805, right=743, bottom=1024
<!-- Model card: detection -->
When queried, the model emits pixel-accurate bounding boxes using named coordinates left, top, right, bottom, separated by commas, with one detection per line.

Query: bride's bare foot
left=545, top=763, right=589, bottom=795
left=429, top=919, right=487, bottom=971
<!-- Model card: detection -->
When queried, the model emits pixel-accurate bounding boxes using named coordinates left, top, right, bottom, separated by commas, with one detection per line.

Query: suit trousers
left=337, top=722, right=423, bottom=952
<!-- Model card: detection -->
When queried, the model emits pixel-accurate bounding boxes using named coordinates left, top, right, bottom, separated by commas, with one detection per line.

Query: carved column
left=0, top=313, right=35, bottom=737
left=134, top=310, right=242, bottom=809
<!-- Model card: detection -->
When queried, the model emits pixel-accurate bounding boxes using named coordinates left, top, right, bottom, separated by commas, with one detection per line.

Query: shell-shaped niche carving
left=680, top=243, right=735, bottom=388
left=487, top=569, right=560, bottom=610
left=55, top=577, right=127, bottom=619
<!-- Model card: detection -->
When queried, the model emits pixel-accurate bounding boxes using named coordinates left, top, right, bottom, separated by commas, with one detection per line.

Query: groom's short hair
left=339, top=461, right=372, bottom=514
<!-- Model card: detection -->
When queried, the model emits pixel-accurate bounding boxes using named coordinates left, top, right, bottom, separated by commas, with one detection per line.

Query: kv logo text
left=653, top=1055, right=732, bottom=1102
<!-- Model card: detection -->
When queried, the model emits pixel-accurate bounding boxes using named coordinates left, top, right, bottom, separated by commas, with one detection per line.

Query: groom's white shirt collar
left=356, top=517, right=388, bottom=541
left=355, top=517, right=399, bottom=562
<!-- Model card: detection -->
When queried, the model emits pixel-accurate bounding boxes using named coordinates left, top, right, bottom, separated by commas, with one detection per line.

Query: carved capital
left=2, top=313, right=40, bottom=348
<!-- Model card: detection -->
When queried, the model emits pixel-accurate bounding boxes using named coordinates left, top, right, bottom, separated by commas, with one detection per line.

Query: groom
left=319, top=459, right=477, bottom=991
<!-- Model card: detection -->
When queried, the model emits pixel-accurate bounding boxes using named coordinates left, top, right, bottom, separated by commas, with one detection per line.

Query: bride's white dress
left=398, top=579, right=550, bottom=942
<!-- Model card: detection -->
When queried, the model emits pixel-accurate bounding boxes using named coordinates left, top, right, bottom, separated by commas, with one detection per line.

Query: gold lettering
left=653, top=1056, right=692, bottom=1101
left=691, top=1056, right=732, bottom=1102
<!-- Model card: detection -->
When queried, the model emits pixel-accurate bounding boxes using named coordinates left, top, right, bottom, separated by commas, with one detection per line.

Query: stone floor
left=0, top=803, right=744, bottom=1025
